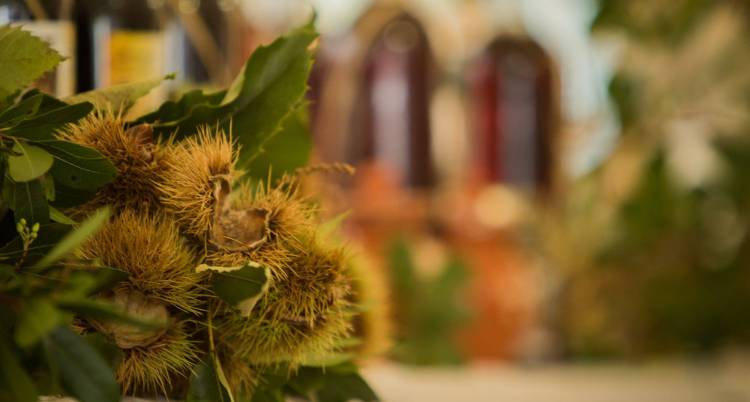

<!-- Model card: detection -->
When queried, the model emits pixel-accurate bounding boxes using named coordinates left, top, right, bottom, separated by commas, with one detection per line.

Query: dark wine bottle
left=76, top=0, right=168, bottom=111
left=96, top=0, right=164, bottom=86
left=0, top=0, right=77, bottom=97
left=164, top=0, right=232, bottom=87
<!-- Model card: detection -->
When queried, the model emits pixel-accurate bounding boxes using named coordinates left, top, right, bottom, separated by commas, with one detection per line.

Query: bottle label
left=22, top=21, right=76, bottom=97
left=106, top=30, right=166, bottom=114
left=108, top=30, right=164, bottom=85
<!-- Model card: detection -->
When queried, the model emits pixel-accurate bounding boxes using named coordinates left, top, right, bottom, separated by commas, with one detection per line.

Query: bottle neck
left=103, top=0, right=163, bottom=30
left=0, top=0, right=76, bottom=21
left=0, top=0, right=32, bottom=22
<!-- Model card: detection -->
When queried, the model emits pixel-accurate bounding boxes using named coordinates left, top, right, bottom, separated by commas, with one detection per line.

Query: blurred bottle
left=164, top=0, right=237, bottom=88
left=0, top=0, right=77, bottom=97
left=76, top=0, right=168, bottom=111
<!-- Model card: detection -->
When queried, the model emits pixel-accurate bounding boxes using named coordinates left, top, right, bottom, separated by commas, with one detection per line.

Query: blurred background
left=3, top=0, right=750, bottom=400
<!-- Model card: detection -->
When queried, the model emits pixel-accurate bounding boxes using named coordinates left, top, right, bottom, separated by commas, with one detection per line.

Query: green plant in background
left=546, top=0, right=750, bottom=358
left=0, top=22, right=379, bottom=402
left=387, top=238, right=471, bottom=365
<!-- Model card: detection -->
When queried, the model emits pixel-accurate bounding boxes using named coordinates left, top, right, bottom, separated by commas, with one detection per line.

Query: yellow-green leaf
left=197, top=262, right=270, bottom=317
left=187, top=355, right=233, bottom=402
left=46, top=327, right=120, bottom=402
left=33, top=207, right=110, bottom=269
left=141, top=21, right=318, bottom=169
left=67, top=74, right=174, bottom=113
left=15, top=299, right=63, bottom=347
left=5, top=178, right=49, bottom=224
left=42, top=139, right=117, bottom=190
left=7, top=142, right=53, bottom=182
left=0, top=25, right=62, bottom=99
left=49, top=206, right=76, bottom=225
left=0, top=335, right=38, bottom=402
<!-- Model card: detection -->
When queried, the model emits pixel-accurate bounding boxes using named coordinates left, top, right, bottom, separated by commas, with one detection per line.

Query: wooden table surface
left=362, top=359, right=750, bottom=402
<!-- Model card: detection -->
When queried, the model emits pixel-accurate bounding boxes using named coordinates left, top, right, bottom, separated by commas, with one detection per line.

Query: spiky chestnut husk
left=215, top=238, right=353, bottom=366
left=205, top=181, right=317, bottom=278
left=116, top=320, right=200, bottom=397
left=205, top=179, right=351, bottom=364
left=59, top=112, right=169, bottom=214
left=347, top=251, right=392, bottom=359
left=77, top=209, right=203, bottom=314
left=91, top=288, right=170, bottom=349
left=78, top=288, right=200, bottom=397
left=156, top=127, right=237, bottom=242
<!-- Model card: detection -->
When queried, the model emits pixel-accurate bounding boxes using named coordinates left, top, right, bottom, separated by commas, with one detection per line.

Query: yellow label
left=107, top=30, right=166, bottom=115
left=108, top=30, right=164, bottom=84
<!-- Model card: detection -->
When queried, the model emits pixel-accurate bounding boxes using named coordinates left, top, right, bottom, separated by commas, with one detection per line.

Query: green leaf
left=5, top=177, right=49, bottom=224
left=187, top=355, right=233, bottom=402
left=46, top=265, right=128, bottom=297
left=286, top=369, right=324, bottom=400
left=224, top=22, right=317, bottom=168
left=15, top=299, right=63, bottom=347
left=50, top=182, right=98, bottom=208
left=56, top=297, right=164, bottom=329
left=135, top=88, right=226, bottom=124
left=7, top=141, right=54, bottom=182
left=45, top=327, right=120, bottom=402
left=0, top=25, right=62, bottom=99
left=78, top=332, right=122, bottom=371
left=2, top=101, right=93, bottom=142
left=143, top=22, right=317, bottom=168
left=289, top=366, right=379, bottom=402
left=214, top=356, right=235, bottom=402
left=0, top=334, right=38, bottom=402
left=68, top=74, right=174, bottom=113
left=40, top=140, right=117, bottom=189
left=41, top=173, right=55, bottom=201
left=86, top=266, right=129, bottom=294
left=0, top=93, right=43, bottom=127
left=20, top=89, right=68, bottom=113
left=197, top=262, right=270, bottom=317
left=49, top=205, right=76, bottom=225
left=316, top=371, right=379, bottom=402
left=33, top=207, right=110, bottom=269
left=244, top=105, right=312, bottom=182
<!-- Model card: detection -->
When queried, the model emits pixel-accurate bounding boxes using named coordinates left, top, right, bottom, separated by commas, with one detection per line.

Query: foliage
left=135, top=21, right=317, bottom=172
left=0, top=25, right=62, bottom=100
left=244, top=105, right=312, bottom=183
left=251, top=362, right=378, bottom=402
left=0, top=212, right=126, bottom=402
left=197, top=262, right=270, bottom=317
left=0, top=22, right=378, bottom=402
left=0, top=27, right=124, bottom=402
left=67, top=74, right=175, bottom=114
left=386, top=238, right=470, bottom=365
left=593, top=0, right=714, bottom=45
left=548, top=0, right=750, bottom=358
